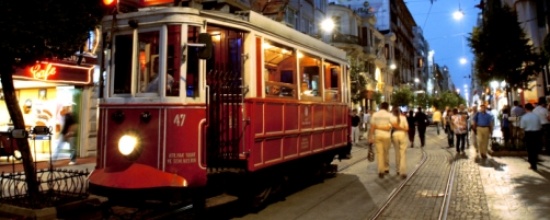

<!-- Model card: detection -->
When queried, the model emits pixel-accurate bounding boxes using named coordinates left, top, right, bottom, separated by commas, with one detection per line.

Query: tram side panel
left=246, top=99, right=350, bottom=172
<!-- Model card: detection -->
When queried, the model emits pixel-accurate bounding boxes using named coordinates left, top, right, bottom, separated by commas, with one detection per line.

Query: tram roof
left=103, top=7, right=348, bottom=63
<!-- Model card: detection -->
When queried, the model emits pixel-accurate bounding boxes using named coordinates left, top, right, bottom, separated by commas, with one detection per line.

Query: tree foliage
left=468, top=3, right=545, bottom=89
left=433, top=91, right=466, bottom=109
left=0, top=0, right=104, bottom=197
left=414, top=93, right=432, bottom=109
left=349, top=56, right=367, bottom=104
left=391, top=87, right=413, bottom=107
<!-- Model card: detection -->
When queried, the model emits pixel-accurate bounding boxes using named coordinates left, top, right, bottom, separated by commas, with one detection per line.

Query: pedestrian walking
left=433, top=107, right=442, bottom=135
left=414, top=107, right=429, bottom=147
left=406, top=110, right=416, bottom=148
left=451, top=108, right=468, bottom=154
left=444, top=108, right=454, bottom=148
left=472, top=104, right=494, bottom=159
left=363, top=109, right=372, bottom=133
left=53, top=102, right=78, bottom=165
left=458, top=104, right=470, bottom=147
left=390, top=106, right=409, bottom=179
left=469, top=105, right=478, bottom=151
left=533, top=97, right=550, bottom=155
left=501, top=105, right=511, bottom=145
left=509, top=100, right=525, bottom=146
left=519, top=103, right=541, bottom=171
left=368, top=102, right=392, bottom=178
left=350, top=109, right=361, bottom=145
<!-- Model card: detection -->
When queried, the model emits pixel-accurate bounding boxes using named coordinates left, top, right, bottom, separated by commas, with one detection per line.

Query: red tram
left=88, top=6, right=352, bottom=208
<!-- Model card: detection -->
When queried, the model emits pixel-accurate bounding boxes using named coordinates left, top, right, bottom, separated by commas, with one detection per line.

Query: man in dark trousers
left=519, top=103, right=541, bottom=171
left=414, top=107, right=429, bottom=147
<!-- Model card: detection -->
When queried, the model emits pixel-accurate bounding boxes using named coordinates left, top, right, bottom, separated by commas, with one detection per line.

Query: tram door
left=205, top=26, right=246, bottom=169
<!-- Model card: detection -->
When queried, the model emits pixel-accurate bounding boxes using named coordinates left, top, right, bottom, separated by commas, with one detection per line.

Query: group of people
left=350, top=97, right=550, bottom=179
left=353, top=102, right=431, bottom=179
left=503, top=97, right=550, bottom=171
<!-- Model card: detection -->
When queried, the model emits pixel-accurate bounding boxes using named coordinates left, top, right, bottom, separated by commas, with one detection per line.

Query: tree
left=468, top=3, right=545, bottom=89
left=349, top=56, right=367, bottom=104
left=391, top=87, right=413, bottom=107
left=433, top=91, right=465, bottom=109
left=0, top=1, right=103, bottom=198
left=414, top=93, right=432, bottom=110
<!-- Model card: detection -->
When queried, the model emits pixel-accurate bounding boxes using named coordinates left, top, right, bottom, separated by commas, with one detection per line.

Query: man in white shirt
left=368, top=102, right=392, bottom=178
left=533, top=97, right=550, bottom=155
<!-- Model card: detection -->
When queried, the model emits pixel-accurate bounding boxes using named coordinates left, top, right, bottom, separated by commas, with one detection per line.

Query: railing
left=0, top=126, right=90, bottom=209
left=0, top=168, right=90, bottom=209
left=331, top=34, right=359, bottom=44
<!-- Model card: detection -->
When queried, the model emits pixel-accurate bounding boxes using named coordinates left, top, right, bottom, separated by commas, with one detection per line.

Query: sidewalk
left=377, top=126, right=550, bottom=219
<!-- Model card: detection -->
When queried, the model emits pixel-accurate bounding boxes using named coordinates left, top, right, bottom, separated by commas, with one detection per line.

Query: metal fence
left=0, top=168, right=90, bottom=209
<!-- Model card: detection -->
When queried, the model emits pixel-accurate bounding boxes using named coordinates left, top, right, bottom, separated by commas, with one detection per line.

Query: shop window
left=263, top=40, right=296, bottom=98
left=299, top=52, right=322, bottom=100
left=137, top=30, right=161, bottom=94
left=113, top=34, right=133, bottom=94
left=324, top=61, right=341, bottom=102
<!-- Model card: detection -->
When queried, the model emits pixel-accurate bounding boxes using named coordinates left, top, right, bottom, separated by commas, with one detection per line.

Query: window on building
left=285, top=7, right=297, bottom=28
left=263, top=40, right=297, bottom=98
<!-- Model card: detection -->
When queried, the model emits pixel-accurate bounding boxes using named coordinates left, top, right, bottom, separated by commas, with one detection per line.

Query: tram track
left=370, top=146, right=458, bottom=220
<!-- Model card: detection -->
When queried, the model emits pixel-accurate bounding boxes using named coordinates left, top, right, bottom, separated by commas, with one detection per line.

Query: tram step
left=206, top=193, right=238, bottom=208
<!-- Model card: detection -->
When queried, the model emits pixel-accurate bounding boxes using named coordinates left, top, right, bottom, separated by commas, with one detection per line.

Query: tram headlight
left=118, top=135, right=138, bottom=156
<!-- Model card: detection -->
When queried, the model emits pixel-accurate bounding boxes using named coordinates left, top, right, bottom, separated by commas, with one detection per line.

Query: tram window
left=137, top=31, right=161, bottom=94
left=113, top=34, right=133, bottom=94
left=324, top=61, right=341, bottom=102
left=299, top=53, right=322, bottom=100
left=186, top=46, right=200, bottom=98
left=186, top=26, right=202, bottom=98
left=167, top=25, right=181, bottom=97
left=263, top=40, right=296, bottom=98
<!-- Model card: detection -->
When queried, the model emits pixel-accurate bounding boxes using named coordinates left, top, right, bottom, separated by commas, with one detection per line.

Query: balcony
left=331, top=33, right=359, bottom=45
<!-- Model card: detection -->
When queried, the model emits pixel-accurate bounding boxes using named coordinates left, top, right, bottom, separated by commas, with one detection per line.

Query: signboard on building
left=13, top=61, right=94, bottom=85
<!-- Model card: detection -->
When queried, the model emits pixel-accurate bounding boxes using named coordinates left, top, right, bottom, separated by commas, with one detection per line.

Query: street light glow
left=453, top=10, right=464, bottom=20
left=321, top=18, right=335, bottom=33
left=459, top=57, right=467, bottom=65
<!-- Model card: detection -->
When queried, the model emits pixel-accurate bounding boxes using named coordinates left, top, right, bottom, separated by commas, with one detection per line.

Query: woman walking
left=444, top=109, right=454, bottom=148
left=452, top=108, right=468, bottom=154
left=390, top=107, right=409, bottom=179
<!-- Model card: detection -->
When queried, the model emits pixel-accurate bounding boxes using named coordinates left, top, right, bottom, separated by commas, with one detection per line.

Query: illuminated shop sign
left=14, top=62, right=94, bottom=85
left=141, top=0, right=174, bottom=6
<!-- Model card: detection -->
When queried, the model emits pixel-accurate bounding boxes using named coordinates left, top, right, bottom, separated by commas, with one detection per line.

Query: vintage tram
left=88, top=5, right=352, bottom=208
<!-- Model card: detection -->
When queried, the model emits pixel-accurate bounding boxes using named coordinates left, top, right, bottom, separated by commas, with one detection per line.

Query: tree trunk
left=0, top=71, right=39, bottom=198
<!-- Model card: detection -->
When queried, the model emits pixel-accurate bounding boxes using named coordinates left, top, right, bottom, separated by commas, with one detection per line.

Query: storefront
left=0, top=57, right=98, bottom=162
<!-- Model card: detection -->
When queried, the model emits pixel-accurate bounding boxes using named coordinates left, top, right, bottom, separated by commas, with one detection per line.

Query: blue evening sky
left=406, top=0, right=481, bottom=96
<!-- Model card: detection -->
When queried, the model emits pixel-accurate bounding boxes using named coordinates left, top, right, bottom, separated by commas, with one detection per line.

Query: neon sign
left=15, top=61, right=94, bottom=85
left=29, top=63, right=56, bottom=80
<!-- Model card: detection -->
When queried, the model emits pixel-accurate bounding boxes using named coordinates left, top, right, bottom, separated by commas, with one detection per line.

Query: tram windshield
left=110, top=25, right=182, bottom=98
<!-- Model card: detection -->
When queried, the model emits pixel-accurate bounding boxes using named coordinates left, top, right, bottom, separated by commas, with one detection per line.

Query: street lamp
left=320, top=18, right=335, bottom=33
left=389, top=62, right=397, bottom=70
left=453, top=0, right=464, bottom=21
